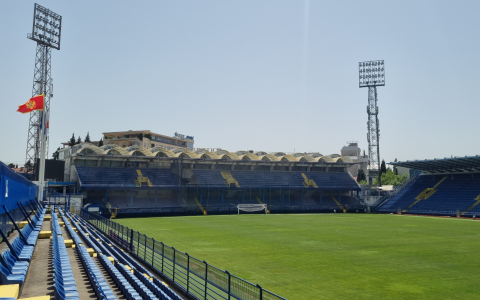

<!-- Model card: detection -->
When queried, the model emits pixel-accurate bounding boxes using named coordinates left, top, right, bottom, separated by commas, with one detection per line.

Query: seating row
left=76, top=167, right=179, bottom=188
left=51, top=207, right=80, bottom=300
left=58, top=209, right=117, bottom=299
left=98, top=254, right=143, bottom=300
left=77, top=245, right=116, bottom=299
left=0, top=200, right=45, bottom=285
left=66, top=211, right=181, bottom=300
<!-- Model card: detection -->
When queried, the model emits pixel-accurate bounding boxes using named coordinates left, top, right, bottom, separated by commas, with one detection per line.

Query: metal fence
left=80, top=210, right=287, bottom=300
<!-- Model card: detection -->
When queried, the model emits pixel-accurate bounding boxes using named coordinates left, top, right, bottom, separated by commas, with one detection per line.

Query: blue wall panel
left=0, top=161, right=37, bottom=234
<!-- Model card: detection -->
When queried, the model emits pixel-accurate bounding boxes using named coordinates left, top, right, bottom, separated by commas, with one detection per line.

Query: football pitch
left=116, top=214, right=480, bottom=299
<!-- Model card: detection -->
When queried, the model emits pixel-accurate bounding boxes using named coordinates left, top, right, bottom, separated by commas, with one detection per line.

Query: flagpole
left=38, top=112, right=47, bottom=202
left=38, top=45, right=48, bottom=203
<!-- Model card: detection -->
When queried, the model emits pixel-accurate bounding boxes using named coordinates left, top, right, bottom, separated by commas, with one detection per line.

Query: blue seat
left=0, top=264, right=25, bottom=285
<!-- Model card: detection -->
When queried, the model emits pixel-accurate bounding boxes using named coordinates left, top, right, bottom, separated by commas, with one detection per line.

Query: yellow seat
left=108, top=256, right=115, bottom=264
left=0, top=284, right=19, bottom=298
left=64, top=239, right=74, bottom=248
left=19, top=296, right=51, bottom=300
left=44, top=215, right=52, bottom=221
left=18, top=221, right=29, bottom=229
left=39, top=231, right=52, bottom=239
left=87, top=248, right=95, bottom=257
left=125, top=264, right=134, bottom=274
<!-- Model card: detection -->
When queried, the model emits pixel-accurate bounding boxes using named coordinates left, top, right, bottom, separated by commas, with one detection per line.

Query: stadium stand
left=77, top=167, right=179, bottom=189
left=62, top=208, right=183, bottom=300
left=75, top=165, right=363, bottom=217
left=376, top=156, right=480, bottom=216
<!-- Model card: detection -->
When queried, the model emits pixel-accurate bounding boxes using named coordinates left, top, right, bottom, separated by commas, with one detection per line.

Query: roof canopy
left=391, top=156, right=480, bottom=173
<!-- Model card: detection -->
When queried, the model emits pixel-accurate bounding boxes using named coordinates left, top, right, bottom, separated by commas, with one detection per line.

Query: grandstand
left=62, top=144, right=364, bottom=217
left=0, top=161, right=192, bottom=299
left=1, top=159, right=292, bottom=299
left=375, top=156, right=480, bottom=216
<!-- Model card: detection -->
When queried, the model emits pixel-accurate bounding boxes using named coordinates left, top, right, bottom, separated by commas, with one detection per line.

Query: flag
left=17, top=94, right=44, bottom=114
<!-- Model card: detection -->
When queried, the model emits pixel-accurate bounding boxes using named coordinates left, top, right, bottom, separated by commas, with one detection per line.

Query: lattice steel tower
left=359, top=60, right=385, bottom=185
left=25, top=3, right=62, bottom=167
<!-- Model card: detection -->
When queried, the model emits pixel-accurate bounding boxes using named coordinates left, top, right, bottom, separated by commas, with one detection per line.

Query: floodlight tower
left=25, top=3, right=62, bottom=168
left=359, top=60, right=385, bottom=185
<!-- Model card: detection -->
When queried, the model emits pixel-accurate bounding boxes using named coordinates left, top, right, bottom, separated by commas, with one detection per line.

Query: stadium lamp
left=28, top=3, right=62, bottom=50
left=359, top=60, right=385, bottom=88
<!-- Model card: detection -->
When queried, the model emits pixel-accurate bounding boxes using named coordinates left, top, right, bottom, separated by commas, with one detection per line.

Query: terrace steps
left=332, top=197, right=346, bottom=213
left=256, top=197, right=270, bottom=213
left=135, top=169, right=153, bottom=187
left=301, top=173, right=318, bottom=188
left=461, top=194, right=480, bottom=215
left=221, top=171, right=241, bottom=188
left=194, top=197, right=207, bottom=215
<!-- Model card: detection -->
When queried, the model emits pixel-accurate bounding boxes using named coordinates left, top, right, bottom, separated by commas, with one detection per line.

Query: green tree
left=144, top=133, right=152, bottom=140
left=8, top=163, right=15, bottom=168
left=85, top=132, right=91, bottom=143
left=357, top=169, right=366, bottom=182
left=374, top=169, right=408, bottom=186
left=25, top=160, right=33, bottom=172
left=137, top=133, right=144, bottom=141
left=393, top=158, right=398, bottom=175
left=76, top=136, right=82, bottom=145
left=380, top=159, right=387, bottom=175
left=358, top=179, right=368, bottom=185
left=52, top=147, right=60, bottom=160
left=69, top=134, right=76, bottom=147
left=98, top=138, right=104, bottom=147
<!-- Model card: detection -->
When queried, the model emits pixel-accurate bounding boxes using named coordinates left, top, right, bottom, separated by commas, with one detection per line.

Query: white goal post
left=237, top=204, right=268, bottom=215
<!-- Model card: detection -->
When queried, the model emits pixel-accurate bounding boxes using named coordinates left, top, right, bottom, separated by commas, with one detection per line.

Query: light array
left=359, top=60, right=385, bottom=88
left=28, top=3, right=62, bottom=50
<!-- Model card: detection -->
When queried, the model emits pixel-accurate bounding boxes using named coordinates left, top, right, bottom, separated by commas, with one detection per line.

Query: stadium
left=1, top=2, right=480, bottom=300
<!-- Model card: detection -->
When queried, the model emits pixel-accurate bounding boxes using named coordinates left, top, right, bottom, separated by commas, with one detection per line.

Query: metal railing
left=80, top=210, right=287, bottom=300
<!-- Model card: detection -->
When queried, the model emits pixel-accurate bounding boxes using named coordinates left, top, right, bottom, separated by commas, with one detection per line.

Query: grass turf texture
left=116, top=214, right=480, bottom=299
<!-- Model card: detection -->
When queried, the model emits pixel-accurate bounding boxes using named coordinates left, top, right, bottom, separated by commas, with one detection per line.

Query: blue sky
left=1, top=0, right=479, bottom=166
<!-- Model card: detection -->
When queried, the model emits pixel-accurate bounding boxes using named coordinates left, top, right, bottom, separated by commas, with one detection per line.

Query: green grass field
left=116, top=214, right=480, bottom=299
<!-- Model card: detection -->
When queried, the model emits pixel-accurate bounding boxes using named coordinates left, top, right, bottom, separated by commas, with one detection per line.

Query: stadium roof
left=390, top=156, right=480, bottom=173
left=71, top=143, right=356, bottom=164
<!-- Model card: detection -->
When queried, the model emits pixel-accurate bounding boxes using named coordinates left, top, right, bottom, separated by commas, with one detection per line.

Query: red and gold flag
left=17, top=94, right=44, bottom=114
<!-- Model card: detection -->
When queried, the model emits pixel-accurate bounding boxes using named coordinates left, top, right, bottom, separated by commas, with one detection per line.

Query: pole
left=38, top=45, right=48, bottom=203
left=38, top=113, right=47, bottom=202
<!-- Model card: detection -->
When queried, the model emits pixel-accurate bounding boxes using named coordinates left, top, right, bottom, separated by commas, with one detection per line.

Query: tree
left=76, top=136, right=82, bottom=145
left=380, top=159, right=387, bottom=175
left=374, top=169, right=408, bottom=186
left=357, top=169, right=366, bottom=182
left=98, top=138, right=104, bottom=147
left=137, top=133, right=144, bottom=141
left=52, top=147, right=60, bottom=160
left=69, top=134, right=76, bottom=147
left=393, top=158, right=398, bottom=175
left=25, top=160, right=33, bottom=172
left=8, top=163, right=15, bottom=168
left=85, top=132, right=91, bottom=143
left=144, top=133, right=152, bottom=140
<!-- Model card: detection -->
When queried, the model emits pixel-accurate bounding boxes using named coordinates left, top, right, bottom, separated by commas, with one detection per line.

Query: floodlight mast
left=359, top=60, right=385, bottom=185
left=25, top=3, right=62, bottom=177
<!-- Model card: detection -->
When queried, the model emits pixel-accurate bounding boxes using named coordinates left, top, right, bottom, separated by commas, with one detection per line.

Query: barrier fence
left=80, top=209, right=287, bottom=300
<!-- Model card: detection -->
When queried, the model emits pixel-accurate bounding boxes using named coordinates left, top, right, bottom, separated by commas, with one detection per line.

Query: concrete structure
left=340, top=142, right=368, bottom=178
left=103, top=130, right=194, bottom=150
